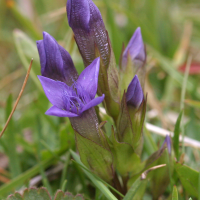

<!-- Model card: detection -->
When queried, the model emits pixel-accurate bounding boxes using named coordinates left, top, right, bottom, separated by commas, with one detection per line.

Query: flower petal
left=46, top=106, right=78, bottom=117
left=67, top=0, right=90, bottom=31
left=161, top=135, right=171, bottom=154
left=77, top=57, right=100, bottom=99
left=38, top=75, right=69, bottom=109
left=36, top=40, right=46, bottom=76
left=37, top=32, right=78, bottom=85
left=39, top=32, right=65, bottom=81
left=122, top=27, right=145, bottom=65
left=126, top=75, right=143, bottom=108
left=81, top=94, right=105, bottom=113
left=58, top=45, right=78, bottom=85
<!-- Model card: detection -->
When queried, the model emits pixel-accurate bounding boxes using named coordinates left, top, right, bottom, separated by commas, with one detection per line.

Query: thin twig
left=0, top=59, right=33, bottom=139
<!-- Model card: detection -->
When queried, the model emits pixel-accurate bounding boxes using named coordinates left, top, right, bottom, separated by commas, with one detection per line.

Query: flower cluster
left=37, top=0, right=171, bottom=192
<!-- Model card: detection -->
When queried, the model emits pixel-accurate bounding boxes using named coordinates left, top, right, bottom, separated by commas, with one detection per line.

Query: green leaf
left=6, top=187, right=51, bottom=200
left=75, top=131, right=113, bottom=182
left=70, top=150, right=118, bottom=200
left=175, top=162, right=198, bottom=197
left=151, top=149, right=174, bottom=199
left=24, top=187, right=51, bottom=200
left=6, top=193, right=23, bottom=200
left=54, top=190, right=84, bottom=200
left=173, top=110, right=183, bottom=160
left=123, top=178, right=147, bottom=200
left=172, top=186, right=178, bottom=200
left=6, top=188, right=84, bottom=200
left=128, top=144, right=166, bottom=187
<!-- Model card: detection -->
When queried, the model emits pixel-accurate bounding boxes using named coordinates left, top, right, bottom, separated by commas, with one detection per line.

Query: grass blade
left=173, top=110, right=183, bottom=160
left=172, top=186, right=178, bottom=200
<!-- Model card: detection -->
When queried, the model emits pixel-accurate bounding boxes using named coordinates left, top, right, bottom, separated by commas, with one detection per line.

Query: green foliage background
left=0, top=0, right=200, bottom=199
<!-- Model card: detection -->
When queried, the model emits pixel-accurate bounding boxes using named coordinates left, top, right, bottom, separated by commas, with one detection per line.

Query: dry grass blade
left=146, top=122, right=200, bottom=149
left=141, top=164, right=166, bottom=180
left=0, top=59, right=33, bottom=139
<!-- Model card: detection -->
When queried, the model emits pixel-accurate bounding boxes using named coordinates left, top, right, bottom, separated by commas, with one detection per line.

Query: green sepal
left=120, top=54, right=134, bottom=97
left=108, top=126, right=141, bottom=177
left=151, top=149, right=174, bottom=199
left=120, top=51, right=146, bottom=91
left=117, top=91, right=133, bottom=143
left=127, top=98, right=146, bottom=154
left=107, top=34, right=120, bottom=104
left=75, top=131, right=114, bottom=182
left=98, top=123, right=111, bottom=151
left=117, top=92, right=146, bottom=155
left=94, top=41, right=120, bottom=122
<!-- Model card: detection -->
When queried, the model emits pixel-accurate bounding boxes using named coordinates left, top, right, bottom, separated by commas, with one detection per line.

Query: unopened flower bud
left=67, top=0, right=110, bottom=67
left=126, top=75, right=144, bottom=108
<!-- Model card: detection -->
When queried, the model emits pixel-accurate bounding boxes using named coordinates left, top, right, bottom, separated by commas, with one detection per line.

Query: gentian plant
left=36, top=0, right=171, bottom=198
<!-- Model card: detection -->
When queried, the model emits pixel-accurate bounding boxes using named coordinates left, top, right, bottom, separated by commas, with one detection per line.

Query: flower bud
left=122, top=28, right=146, bottom=69
left=161, top=135, right=172, bottom=155
left=121, top=27, right=146, bottom=89
left=67, top=0, right=120, bottom=122
left=126, top=75, right=144, bottom=108
left=117, top=75, right=146, bottom=155
left=67, top=0, right=110, bottom=67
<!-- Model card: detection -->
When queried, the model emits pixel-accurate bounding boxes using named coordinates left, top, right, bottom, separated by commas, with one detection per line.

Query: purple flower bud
left=162, top=135, right=172, bottom=154
left=122, top=27, right=146, bottom=69
left=67, top=0, right=110, bottom=67
left=36, top=32, right=78, bottom=86
left=126, top=75, right=144, bottom=108
left=38, top=57, right=104, bottom=118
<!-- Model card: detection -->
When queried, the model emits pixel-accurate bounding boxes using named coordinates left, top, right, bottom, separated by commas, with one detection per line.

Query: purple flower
left=122, top=27, right=146, bottom=69
left=37, top=32, right=78, bottom=86
left=126, top=75, right=144, bottom=108
left=162, top=135, right=172, bottom=155
left=38, top=57, right=105, bottom=117
left=67, top=0, right=110, bottom=67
